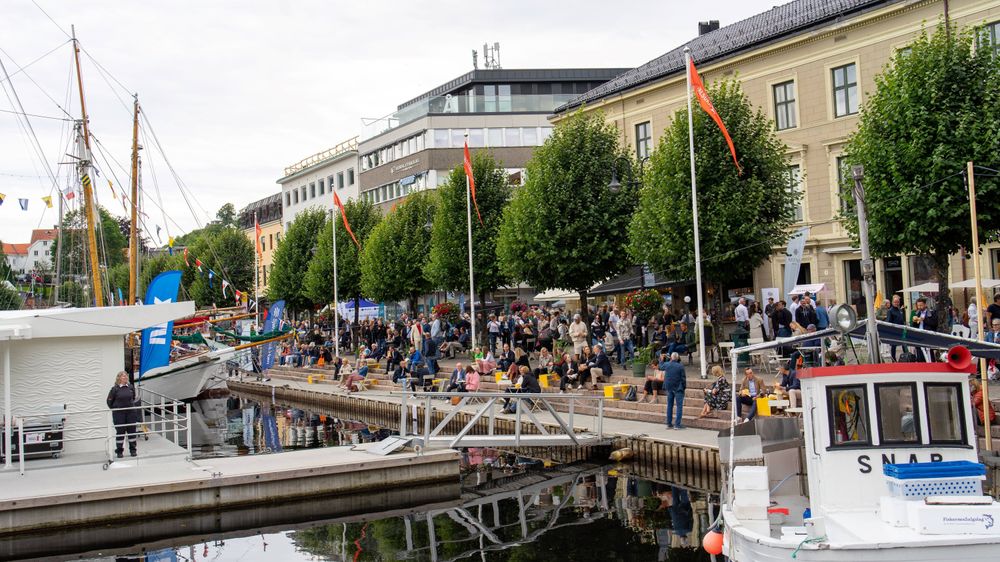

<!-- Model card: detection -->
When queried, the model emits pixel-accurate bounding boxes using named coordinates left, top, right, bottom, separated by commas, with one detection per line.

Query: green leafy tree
left=56, top=205, right=128, bottom=271
left=843, top=23, right=1000, bottom=329
left=188, top=227, right=254, bottom=308
left=628, top=78, right=797, bottom=308
left=215, top=203, right=237, bottom=227
left=107, top=262, right=130, bottom=302
left=268, top=207, right=327, bottom=315
left=0, top=284, right=21, bottom=310
left=59, top=280, right=88, bottom=308
left=0, top=241, right=12, bottom=282
left=428, top=151, right=512, bottom=332
left=361, top=191, right=436, bottom=311
left=305, top=199, right=382, bottom=324
left=497, top=111, right=639, bottom=330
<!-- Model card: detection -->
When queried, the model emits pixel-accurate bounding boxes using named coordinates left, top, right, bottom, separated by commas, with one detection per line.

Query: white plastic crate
left=734, top=466, right=768, bottom=490
left=885, top=475, right=984, bottom=499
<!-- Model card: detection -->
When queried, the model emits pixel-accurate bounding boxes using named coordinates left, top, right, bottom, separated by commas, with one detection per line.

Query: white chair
left=950, top=325, right=971, bottom=339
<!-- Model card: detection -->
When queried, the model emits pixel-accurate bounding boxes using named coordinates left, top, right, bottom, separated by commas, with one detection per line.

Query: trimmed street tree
left=843, top=23, right=1000, bottom=330
left=268, top=207, right=327, bottom=316
left=188, top=227, right=254, bottom=308
left=628, top=78, right=797, bottom=311
left=305, top=199, right=382, bottom=325
left=497, top=111, right=639, bottom=331
left=361, top=191, right=436, bottom=312
left=428, top=150, right=513, bottom=330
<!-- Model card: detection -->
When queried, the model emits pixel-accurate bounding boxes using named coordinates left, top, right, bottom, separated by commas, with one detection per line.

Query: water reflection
left=22, top=396, right=718, bottom=562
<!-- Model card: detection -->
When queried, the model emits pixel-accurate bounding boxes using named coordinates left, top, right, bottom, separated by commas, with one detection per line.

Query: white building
left=277, top=137, right=359, bottom=229
left=3, top=243, right=29, bottom=275
left=26, top=228, right=57, bottom=272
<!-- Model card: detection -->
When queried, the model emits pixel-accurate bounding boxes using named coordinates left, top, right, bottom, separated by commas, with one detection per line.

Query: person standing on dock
left=662, top=352, right=686, bottom=430
left=106, top=371, right=139, bottom=458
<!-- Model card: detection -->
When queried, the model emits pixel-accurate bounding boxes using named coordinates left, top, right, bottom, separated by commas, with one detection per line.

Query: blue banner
left=139, top=270, right=183, bottom=378
left=259, top=299, right=285, bottom=372
left=262, top=409, right=282, bottom=452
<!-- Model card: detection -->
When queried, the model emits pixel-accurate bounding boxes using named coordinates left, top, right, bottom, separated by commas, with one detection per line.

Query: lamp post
left=851, top=165, right=880, bottom=360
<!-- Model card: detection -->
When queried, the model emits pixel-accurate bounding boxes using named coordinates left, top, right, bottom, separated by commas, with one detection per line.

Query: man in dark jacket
left=588, top=343, right=614, bottom=384
left=661, top=352, right=687, bottom=429
left=911, top=297, right=938, bottom=361
left=771, top=300, right=793, bottom=337
left=887, top=295, right=906, bottom=360
left=106, top=371, right=139, bottom=458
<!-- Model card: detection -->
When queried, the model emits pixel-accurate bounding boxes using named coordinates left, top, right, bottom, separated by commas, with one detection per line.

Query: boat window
left=827, top=384, right=870, bottom=446
left=925, top=383, right=966, bottom=444
left=874, top=383, right=920, bottom=444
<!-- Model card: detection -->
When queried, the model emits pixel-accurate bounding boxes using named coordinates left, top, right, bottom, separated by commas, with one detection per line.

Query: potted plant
left=432, top=301, right=460, bottom=324
left=633, top=344, right=655, bottom=377
left=510, top=300, right=528, bottom=314
left=625, top=289, right=663, bottom=323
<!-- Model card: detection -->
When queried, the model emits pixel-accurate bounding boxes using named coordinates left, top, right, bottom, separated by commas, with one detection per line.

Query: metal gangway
left=397, top=391, right=609, bottom=449
left=397, top=466, right=612, bottom=562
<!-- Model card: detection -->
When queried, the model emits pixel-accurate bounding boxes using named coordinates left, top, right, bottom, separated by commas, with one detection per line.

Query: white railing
left=397, top=391, right=606, bottom=449
left=5, top=392, right=192, bottom=475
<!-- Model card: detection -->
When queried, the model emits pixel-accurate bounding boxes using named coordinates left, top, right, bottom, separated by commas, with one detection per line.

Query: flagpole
left=464, top=134, right=477, bottom=351
left=254, top=212, right=260, bottom=328
left=332, top=208, right=340, bottom=358
left=685, top=47, right=708, bottom=381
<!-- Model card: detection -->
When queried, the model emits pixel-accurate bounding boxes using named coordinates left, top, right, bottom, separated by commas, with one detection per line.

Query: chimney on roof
left=699, top=20, right=720, bottom=35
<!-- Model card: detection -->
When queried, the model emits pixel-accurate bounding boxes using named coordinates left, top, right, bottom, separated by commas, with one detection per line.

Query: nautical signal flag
left=168, top=236, right=175, bottom=256
left=195, top=258, right=203, bottom=273
left=183, top=247, right=189, bottom=267
left=463, top=142, right=484, bottom=226
left=18, top=198, right=27, bottom=211
left=42, top=196, right=52, bottom=209
left=0, top=193, right=4, bottom=205
left=254, top=213, right=262, bottom=257
left=332, top=191, right=361, bottom=249
left=688, top=59, right=741, bottom=174
left=63, top=187, right=75, bottom=200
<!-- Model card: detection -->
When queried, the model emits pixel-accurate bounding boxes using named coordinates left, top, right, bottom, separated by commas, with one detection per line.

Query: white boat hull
left=724, top=508, right=1000, bottom=562
left=139, top=348, right=235, bottom=400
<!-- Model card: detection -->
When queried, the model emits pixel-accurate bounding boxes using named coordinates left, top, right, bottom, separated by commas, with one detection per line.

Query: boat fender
left=609, top=447, right=635, bottom=462
left=702, top=529, right=724, bottom=555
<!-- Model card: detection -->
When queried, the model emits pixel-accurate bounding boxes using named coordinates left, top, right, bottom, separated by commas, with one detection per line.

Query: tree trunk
left=933, top=252, right=951, bottom=333
left=579, top=289, right=592, bottom=345
left=408, top=294, right=418, bottom=316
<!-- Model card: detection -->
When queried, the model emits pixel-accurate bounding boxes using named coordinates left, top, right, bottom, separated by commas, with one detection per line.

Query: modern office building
left=239, top=193, right=282, bottom=300
left=277, top=137, right=359, bottom=228
left=555, top=0, right=1000, bottom=313
left=357, top=68, right=629, bottom=212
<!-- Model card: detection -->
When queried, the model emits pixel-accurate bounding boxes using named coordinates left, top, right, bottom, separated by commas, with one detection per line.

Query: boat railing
left=7, top=396, right=193, bottom=475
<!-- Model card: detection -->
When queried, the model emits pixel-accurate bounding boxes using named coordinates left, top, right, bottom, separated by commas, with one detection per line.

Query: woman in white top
left=749, top=302, right=767, bottom=341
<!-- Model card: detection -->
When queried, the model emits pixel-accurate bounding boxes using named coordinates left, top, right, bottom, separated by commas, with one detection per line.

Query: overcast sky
left=1, top=0, right=776, bottom=245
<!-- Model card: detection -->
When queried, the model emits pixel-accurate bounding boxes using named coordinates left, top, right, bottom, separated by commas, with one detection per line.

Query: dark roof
left=239, top=193, right=282, bottom=228
left=399, top=68, right=631, bottom=110
left=589, top=265, right=685, bottom=297
left=557, top=0, right=896, bottom=112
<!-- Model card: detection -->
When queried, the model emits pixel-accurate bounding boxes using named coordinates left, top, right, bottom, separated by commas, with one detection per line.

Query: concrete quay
left=0, top=436, right=460, bottom=537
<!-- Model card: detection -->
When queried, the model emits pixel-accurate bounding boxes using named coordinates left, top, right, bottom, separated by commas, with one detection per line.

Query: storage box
left=886, top=475, right=984, bottom=499
left=734, top=488, right=770, bottom=507
left=734, top=466, right=769, bottom=490
left=907, top=501, right=1000, bottom=535
left=733, top=503, right=768, bottom=520
left=0, top=423, right=64, bottom=462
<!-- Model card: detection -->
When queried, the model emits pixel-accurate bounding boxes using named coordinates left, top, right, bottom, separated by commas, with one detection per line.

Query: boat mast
left=71, top=26, right=104, bottom=307
left=53, top=191, right=63, bottom=304
left=128, top=96, right=140, bottom=304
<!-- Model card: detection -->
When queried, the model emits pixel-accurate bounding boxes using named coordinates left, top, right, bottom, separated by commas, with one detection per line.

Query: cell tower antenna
left=481, top=42, right=502, bottom=70
left=472, top=49, right=478, bottom=69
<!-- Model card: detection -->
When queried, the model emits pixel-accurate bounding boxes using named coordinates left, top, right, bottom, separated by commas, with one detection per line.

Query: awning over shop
left=850, top=320, right=1000, bottom=360
left=788, top=283, right=827, bottom=296
left=950, top=278, right=1000, bottom=289
left=588, top=265, right=685, bottom=297
left=533, top=288, right=579, bottom=302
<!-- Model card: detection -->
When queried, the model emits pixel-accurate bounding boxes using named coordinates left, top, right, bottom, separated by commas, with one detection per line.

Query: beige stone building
left=239, top=193, right=282, bottom=302
left=555, top=0, right=1000, bottom=316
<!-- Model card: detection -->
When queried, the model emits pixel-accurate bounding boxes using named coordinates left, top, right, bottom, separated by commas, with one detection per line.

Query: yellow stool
left=307, top=375, right=314, bottom=384
left=538, top=374, right=550, bottom=388
left=494, top=373, right=504, bottom=384
left=603, top=384, right=627, bottom=399
left=756, top=397, right=773, bottom=417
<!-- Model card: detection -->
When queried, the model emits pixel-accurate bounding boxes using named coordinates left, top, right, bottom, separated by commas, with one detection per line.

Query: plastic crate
left=885, top=475, right=984, bottom=499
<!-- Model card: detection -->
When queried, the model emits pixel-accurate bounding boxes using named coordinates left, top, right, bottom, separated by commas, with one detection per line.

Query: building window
left=898, top=46, right=913, bottom=58
left=827, top=384, right=870, bottom=446
left=269, top=234, right=273, bottom=248
left=319, top=179, right=325, bottom=196
left=33, top=251, right=38, bottom=256
left=337, top=172, right=345, bottom=189
left=978, top=22, right=1000, bottom=58
left=300, top=187, right=307, bottom=202
left=451, top=129, right=465, bottom=148
left=773, top=80, right=797, bottom=130
left=522, top=127, right=538, bottom=145
left=844, top=259, right=875, bottom=314
left=635, top=121, right=652, bottom=160
left=433, top=129, right=449, bottom=148
left=293, top=190, right=299, bottom=204
left=498, top=84, right=512, bottom=112
left=285, top=193, right=291, bottom=207
left=347, top=168, right=355, bottom=186
left=786, top=164, right=804, bottom=222
left=925, top=383, right=966, bottom=444
left=468, top=128, right=485, bottom=147
left=504, top=128, right=521, bottom=147
left=487, top=128, right=503, bottom=147
left=875, top=383, right=920, bottom=445
left=484, top=85, right=496, bottom=112
left=831, top=63, right=858, bottom=117
left=310, top=182, right=316, bottom=199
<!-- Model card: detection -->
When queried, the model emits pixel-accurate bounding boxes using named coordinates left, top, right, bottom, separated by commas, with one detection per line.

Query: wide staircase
left=258, top=360, right=734, bottom=431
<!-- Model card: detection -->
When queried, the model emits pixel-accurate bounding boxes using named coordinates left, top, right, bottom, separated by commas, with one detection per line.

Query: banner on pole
left=782, top=227, right=810, bottom=302
left=260, top=299, right=285, bottom=372
left=139, top=270, right=183, bottom=378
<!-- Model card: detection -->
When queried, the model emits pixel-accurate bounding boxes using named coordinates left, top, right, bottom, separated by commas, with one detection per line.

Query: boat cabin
left=798, top=358, right=979, bottom=514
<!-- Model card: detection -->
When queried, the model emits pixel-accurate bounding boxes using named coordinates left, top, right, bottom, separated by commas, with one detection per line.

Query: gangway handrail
left=6, top=397, right=193, bottom=475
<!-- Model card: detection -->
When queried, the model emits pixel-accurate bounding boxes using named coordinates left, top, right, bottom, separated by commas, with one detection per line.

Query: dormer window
left=827, top=384, right=871, bottom=446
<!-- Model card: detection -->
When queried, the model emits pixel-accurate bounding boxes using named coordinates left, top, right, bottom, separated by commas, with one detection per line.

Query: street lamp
left=607, top=155, right=646, bottom=193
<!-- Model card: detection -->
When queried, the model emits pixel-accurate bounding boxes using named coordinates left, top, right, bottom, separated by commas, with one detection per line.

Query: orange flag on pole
left=688, top=59, right=741, bottom=174
left=333, top=191, right=361, bottom=249
left=463, top=142, right=484, bottom=226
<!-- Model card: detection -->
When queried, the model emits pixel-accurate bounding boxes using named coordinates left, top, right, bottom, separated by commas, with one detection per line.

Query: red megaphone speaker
left=946, top=345, right=972, bottom=371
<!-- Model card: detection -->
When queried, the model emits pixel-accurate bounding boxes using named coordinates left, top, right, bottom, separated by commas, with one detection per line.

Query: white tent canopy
left=950, top=278, right=1000, bottom=290
left=898, top=282, right=939, bottom=293
left=533, top=288, right=579, bottom=302
left=788, top=283, right=827, bottom=296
